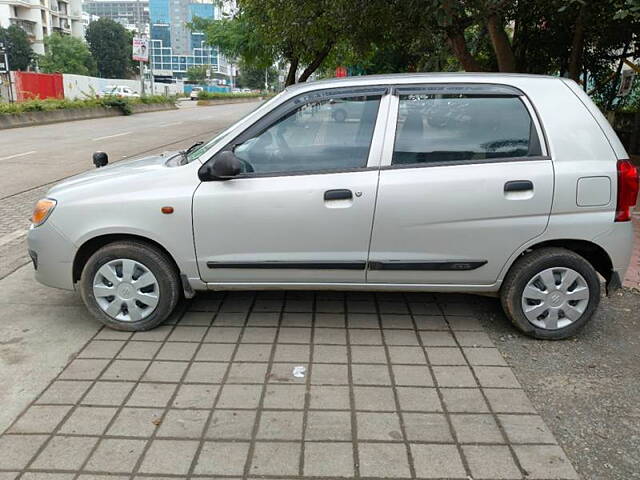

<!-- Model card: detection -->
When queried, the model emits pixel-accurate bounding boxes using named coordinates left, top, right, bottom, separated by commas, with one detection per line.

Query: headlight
left=31, top=198, right=57, bottom=227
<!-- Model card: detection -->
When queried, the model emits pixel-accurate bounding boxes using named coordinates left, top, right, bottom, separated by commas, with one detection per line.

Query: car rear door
left=193, top=86, right=390, bottom=285
left=367, top=83, right=553, bottom=285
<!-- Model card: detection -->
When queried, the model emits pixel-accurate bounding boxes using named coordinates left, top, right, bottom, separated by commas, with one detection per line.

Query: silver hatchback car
left=28, top=73, right=639, bottom=339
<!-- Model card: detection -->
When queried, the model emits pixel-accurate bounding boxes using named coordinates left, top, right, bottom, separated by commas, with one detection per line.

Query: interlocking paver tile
left=101, top=360, right=149, bottom=381
left=414, top=314, right=448, bottom=330
left=79, top=340, right=125, bottom=358
left=420, top=330, right=457, bottom=346
left=315, top=312, right=346, bottom=326
left=8, top=405, right=71, bottom=433
left=21, top=474, right=74, bottom=480
left=269, top=363, right=307, bottom=383
left=194, top=343, right=235, bottom=361
left=206, top=409, right=257, bottom=439
left=82, top=381, right=135, bottom=406
left=172, top=384, right=219, bottom=409
left=216, top=384, right=262, bottom=409
left=308, top=385, right=350, bottom=410
left=446, top=315, right=484, bottom=331
left=281, top=312, right=312, bottom=326
left=454, top=330, right=494, bottom=347
left=130, top=325, right=171, bottom=341
left=138, top=439, right=200, bottom=475
left=381, top=314, right=414, bottom=329
left=157, top=409, right=208, bottom=438
left=441, top=388, right=489, bottom=413
left=226, top=362, right=269, bottom=383
left=234, top=344, right=271, bottom=362
left=433, top=365, right=477, bottom=387
left=203, top=326, right=242, bottom=343
left=350, top=345, right=387, bottom=363
left=263, top=384, right=306, bottom=409
left=450, top=413, right=504, bottom=444
left=311, top=363, right=349, bottom=385
left=212, top=312, right=246, bottom=325
left=277, top=327, right=312, bottom=344
left=356, top=411, right=403, bottom=441
left=85, top=438, right=147, bottom=473
left=94, top=329, right=132, bottom=340
left=304, top=441, right=354, bottom=476
left=351, top=364, right=391, bottom=385
left=184, top=362, right=227, bottom=384
left=167, top=326, right=207, bottom=342
left=348, top=328, right=383, bottom=345
left=484, top=389, right=536, bottom=413
left=250, top=442, right=301, bottom=475
left=0, top=435, right=48, bottom=470
left=392, top=364, right=433, bottom=386
left=58, top=359, right=109, bottom=380
left=464, top=347, right=508, bottom=366
left=396, top=386, right=442, bottom=412
left=513, top=445, right=578, bottom=479
left=58, top=406, right=117, bottom=435
left=346, top=312, right=378, bottom=327
left=463, top=445, right=522, bottom=479
left=313, top=344, right=348, bottom=363
left=179, top=311, right=214, bottom=325
left=411, top=443, right=467, bottom=478
left=143, top=361, right=188, bottom=382
left=241, top=327, right=277, bottom=343
left=117, top=341, right=161, bottom=360
left=194, top=441, right=250, bottom=475
left=273, top=344, right=310, bottom=362
left=31, top=436, right=98, bottom=470
left=354, top=386, right=397, bottom=411
left=306, top=410, right=352, bottom=440
left=426, top=347, right=467, bottom=365
left=256, top=410, right=304, bottom=439
left=314, top=327, right=347, bottom=344
left=126, top=383, right=177, bottom=407
left=384, top=330, right=420, bottom=346
left=358, top=442, right=411, bottom=477
left=107, top=407, right=163, bottom=437
left=387, top=346, right=425, bottom=364
left=37, top=380, right=92, bottom=405
left=155, top=342, right=198, bottom=361
left=499, top=415, right=557, bottom=444
left=474, top=366, right=521, bottom=388
left=403, top=413, right=453, bottom=442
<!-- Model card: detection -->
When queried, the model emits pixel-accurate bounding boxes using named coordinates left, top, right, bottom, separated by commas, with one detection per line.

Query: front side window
left=392, top=94, right=541, bottom=165
left=233, top=95, right=381, bottom=175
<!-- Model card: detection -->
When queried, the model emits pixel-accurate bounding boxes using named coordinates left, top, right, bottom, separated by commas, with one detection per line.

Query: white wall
left=62, top=74, right=140, bottom=99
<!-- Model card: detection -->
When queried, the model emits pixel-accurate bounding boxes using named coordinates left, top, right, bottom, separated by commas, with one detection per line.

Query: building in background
left=0, top=0, right=84, bottom=55
left=149, top=0, right=232, bottom=82
left=82, top=0, right=149, bottom=33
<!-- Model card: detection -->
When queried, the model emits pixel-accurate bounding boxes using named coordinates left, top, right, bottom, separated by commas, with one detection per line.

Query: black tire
left=79, top=240, right=181, bottom=331
left=500, top=247, right=600, bottom=340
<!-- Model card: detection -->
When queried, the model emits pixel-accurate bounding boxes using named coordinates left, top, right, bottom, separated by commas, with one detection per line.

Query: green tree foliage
left=236, top=61, right=277, bottom=90
left=186, top=65, right=208, bottom=83
left=39, top=34, right=97, bottom=75
left=85, top=18, right=133, bottom=79
left=0, top=25, right=34, bottom=71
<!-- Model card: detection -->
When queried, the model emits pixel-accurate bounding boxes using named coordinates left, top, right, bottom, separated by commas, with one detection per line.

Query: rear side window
left=392, top=94, right=542, bottom=165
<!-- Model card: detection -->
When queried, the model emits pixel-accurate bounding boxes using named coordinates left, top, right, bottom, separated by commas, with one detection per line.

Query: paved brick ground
left=0, top=291, right=578, bottom=479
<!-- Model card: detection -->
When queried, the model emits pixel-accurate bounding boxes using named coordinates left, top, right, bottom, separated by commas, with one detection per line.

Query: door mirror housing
left=200, top=150, right=242, bottom=181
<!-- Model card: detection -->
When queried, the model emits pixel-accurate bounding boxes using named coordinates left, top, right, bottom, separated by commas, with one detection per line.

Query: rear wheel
left=79, top=240, right=181, bottom=331
left=501, top=247, right=600, bottom=339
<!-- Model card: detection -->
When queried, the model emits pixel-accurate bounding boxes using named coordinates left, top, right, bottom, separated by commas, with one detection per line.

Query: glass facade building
left=149, top=0, right=222, bottom=79
left=83, top=0, right=149, bottom=30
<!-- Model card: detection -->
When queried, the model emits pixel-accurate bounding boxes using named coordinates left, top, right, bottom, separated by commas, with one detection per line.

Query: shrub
left=0, top=95, right=176, bottom=115
left=197, top=91, right=265, bottom=100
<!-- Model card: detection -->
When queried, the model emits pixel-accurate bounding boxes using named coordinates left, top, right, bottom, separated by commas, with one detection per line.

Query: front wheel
left=79, top=240, right=181, bottom=331
left=500, top=247, right=600, bottom=340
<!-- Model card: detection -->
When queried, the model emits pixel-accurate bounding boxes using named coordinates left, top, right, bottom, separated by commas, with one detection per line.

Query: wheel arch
left=73, top=233, right=181, bottom=285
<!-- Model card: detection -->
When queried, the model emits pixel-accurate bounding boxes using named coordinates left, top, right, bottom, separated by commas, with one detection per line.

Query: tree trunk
left=284, top=57, right=299, bottom=86
left=298, top=42, right=333, bottom=83
left=568, top=3, right=588, bottom=82
left=446, top=27, right=484, bottom=71
left=486, top=13, right=516, bottom=72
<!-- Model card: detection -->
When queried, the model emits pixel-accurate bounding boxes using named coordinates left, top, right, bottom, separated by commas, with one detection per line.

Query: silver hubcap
left=521, top=267, right=590, bottom=330
left=93, top=259, right=159, bottom=322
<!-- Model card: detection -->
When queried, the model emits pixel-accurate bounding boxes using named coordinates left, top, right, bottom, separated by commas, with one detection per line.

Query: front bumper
left=27, top=221, right=76, bottom=291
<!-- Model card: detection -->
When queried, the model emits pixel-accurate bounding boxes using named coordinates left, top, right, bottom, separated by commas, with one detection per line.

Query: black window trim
left=389, top=84, right=548, bottom=169
left=198, top=86, right=389, bottom=180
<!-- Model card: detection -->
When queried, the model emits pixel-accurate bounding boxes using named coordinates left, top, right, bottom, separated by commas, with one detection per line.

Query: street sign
left=132, top=37, right=149, bottom=62
left=618, top=69, right=635, bottom=97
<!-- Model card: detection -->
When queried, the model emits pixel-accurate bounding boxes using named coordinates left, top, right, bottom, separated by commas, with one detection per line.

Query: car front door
left=193, top=87, right=389, bottom=285
left=367, top=84, right=554, bottom=286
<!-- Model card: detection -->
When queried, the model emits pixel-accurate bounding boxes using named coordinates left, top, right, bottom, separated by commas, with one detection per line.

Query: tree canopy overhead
left=40, top=34, right=97, bottom=76
left=0, top=25, right=34, bottom=71
left=85, top=18, right=133, bottom=79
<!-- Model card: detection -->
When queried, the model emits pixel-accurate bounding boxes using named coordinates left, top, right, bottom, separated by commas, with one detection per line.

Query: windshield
left=185, top=91, right=286, bottom=163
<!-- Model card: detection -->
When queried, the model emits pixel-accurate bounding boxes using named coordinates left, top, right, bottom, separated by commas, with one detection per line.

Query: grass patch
left=0, top=95, right=176, bottom=116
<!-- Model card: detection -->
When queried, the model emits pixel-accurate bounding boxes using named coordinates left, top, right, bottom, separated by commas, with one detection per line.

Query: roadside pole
left=0, top=43, right=13, bottom=103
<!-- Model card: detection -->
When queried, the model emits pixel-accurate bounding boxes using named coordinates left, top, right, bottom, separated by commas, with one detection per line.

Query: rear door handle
left=504, top=180, right=534, bottom=192
left=324, top=189, right=353, bottom=201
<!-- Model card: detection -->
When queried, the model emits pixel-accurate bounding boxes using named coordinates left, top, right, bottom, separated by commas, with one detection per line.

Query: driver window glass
left=234, top=95, right=381, bottom=175
left=392, top=94, right=540, bottom=165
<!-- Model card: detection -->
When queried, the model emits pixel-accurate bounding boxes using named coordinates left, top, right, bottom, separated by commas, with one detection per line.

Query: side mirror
left=200, top=150, right=241, bottom=181
left=93, top=151, right=108, bottom=168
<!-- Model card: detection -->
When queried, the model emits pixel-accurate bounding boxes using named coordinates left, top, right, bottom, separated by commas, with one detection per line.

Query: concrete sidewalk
left=0, top=269, right=578, bottom=480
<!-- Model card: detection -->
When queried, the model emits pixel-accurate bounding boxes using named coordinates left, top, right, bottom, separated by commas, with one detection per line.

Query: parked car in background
left=190, top=87, right=204, bottom=100
left=97, top=85, right=140, bottom=98
left=29, top=73, right=638, bottom=339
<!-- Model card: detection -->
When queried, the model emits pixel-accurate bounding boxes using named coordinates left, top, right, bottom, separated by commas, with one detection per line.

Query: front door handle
left=324, top=189, right=353, bottom=201
left=504, top=180, right=534, bottom=192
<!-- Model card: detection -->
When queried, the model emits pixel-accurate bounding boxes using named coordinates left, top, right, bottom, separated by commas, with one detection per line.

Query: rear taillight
left=615, top=159, right=639, bottom=222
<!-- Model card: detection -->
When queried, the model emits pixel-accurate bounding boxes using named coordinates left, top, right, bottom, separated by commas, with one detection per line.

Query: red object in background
left=335, top=66, right=347, bottom=78
left=14, top=71, right=64, bottom=102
